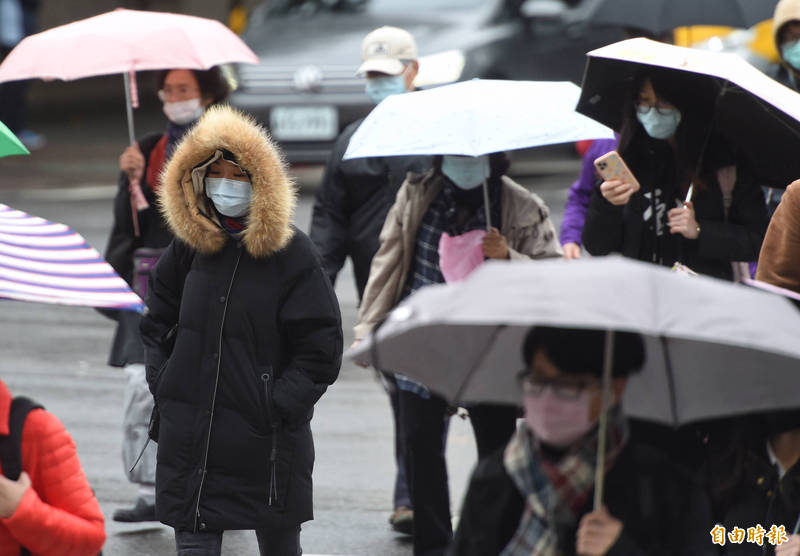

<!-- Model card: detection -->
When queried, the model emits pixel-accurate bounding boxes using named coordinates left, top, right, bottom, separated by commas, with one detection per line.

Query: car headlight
left=414, top=49, right=466, bottom=88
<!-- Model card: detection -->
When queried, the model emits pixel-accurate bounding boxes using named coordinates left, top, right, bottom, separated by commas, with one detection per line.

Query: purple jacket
left=560, top=136, right=619, bottom=246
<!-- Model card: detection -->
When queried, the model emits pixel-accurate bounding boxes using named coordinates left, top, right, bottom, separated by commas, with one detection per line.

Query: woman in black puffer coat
left=140, top=105, right=342, bottom=555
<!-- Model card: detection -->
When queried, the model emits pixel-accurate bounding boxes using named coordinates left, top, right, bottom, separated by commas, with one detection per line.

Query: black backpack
left=0, top=398, right=102, bottom=556
left=0, top=397, right=43, bottom=556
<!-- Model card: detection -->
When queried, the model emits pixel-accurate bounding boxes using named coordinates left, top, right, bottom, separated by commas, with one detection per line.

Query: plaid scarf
left=500, top=406, right=629, bottom=556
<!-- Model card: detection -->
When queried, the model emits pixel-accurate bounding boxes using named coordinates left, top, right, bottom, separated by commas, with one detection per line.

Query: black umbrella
left=584, top=0, right=777, bottom=36
left=576, top=38, right=800, bottom=189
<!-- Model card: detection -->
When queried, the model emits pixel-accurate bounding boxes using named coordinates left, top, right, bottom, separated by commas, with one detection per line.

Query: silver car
left=231, top=0, right=624, bottom=163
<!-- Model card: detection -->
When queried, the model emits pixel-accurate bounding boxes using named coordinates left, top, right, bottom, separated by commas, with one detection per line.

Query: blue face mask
left=783, top=40, right=800, bottom=71
left=441, top=155, right=490, bottom=190
left=365, top=74, right=406, bottom=105
left=636, top=106, right=682, bottom=140
left=205, top=177, right=252, bottom=218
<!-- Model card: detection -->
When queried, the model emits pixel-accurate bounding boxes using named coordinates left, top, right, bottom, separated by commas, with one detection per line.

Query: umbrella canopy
left=0, top=8, right=258, bottom=82
left=348, top=256, right=800, bottom=427
left=343, top=79, right=615, bottom=160
left=0, top=120, right=29, bottom=158
left=0, top=204, right=143, bottom=311
left=584, top=0, right=777, bottom=36
left=576, top=37, right=800, bottom=189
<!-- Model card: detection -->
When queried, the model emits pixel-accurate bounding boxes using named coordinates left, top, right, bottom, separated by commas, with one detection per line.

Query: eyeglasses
left=158, top=87, right=201, bottom=101
left=635, top=102, right=675, bottom=116
left=516, top=369, right=598, bottom=400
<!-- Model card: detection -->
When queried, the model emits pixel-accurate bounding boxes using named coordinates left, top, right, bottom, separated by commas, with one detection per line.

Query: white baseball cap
left=357, top=26, right=418, bottom=77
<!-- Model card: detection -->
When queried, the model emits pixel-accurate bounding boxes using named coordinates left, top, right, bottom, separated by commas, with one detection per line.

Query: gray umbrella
left=348, top=256, right=800, bottom=427
left=583, top=0, right=777, bottom=36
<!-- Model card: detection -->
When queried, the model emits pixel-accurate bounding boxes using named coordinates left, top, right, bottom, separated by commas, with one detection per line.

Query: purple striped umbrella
left=0, top=203, right=143, bottom=311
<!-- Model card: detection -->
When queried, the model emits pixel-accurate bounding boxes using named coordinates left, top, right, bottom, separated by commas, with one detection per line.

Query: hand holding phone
left=594, top=151, right=640, bottom=192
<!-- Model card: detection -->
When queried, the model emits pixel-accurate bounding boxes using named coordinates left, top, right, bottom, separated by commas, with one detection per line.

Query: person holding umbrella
left=309, top=25, right=431, bottom=534
left=355, top=153, right=562, bottom=556
left=140, top=105, right=342, bottom=555
left=582, top=68, right=769, bottom=280
left=449, top=326, right=713, bottom=556
left=102, top=67, right=230, bottom=523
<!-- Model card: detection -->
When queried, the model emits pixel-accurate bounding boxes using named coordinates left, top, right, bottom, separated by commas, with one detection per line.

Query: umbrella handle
left=593, top=329, right=615, bottom=511
left=482, top=178, right=491, bottom=231
left=123, top=71, right=137, bottom=146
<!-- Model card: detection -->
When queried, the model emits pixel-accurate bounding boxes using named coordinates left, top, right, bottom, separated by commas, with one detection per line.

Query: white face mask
left=205, top=177, right=252, bottom=218
left=163, top=98, right=204, bottom=125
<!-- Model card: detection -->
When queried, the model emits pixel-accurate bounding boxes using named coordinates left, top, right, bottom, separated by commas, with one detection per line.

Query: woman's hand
left=483, top=227, right=509, bottom=259
left=0, top=471, right=30, bottom=518
left=350, top=339, right=369, bottom=368
left=120, top=144, right=145, bottom=183
left=576, top=506, right=623, bottom=556
left=776, top=534, right=800, bottom=556
left=563, top=242, right=582, bottom=260
left=600, top=179, right=636, bottom=206
left=667, top=201, right=700, bottom=240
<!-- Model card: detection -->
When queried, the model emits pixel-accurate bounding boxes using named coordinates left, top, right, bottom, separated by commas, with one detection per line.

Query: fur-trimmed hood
left=159, top=105, right=296, bottom=258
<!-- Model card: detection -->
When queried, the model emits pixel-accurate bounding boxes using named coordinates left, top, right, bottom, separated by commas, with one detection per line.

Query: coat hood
left=159, top=105, right=296, bottom=258
left=774, top=0, right=800, bottom=66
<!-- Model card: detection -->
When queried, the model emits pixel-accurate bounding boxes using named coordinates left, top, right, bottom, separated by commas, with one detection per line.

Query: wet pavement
left=0, top=112, right=579, bottom=554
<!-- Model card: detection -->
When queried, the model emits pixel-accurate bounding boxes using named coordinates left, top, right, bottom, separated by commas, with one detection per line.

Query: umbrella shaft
left=482, top=178, right=491, bottom=231
left=593, top=330, right=615, bottom=511
left=123, top=72, right=136, bottom=146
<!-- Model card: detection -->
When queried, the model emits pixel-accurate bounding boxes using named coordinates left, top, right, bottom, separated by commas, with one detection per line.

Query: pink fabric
left=0, top=8, right=258, bottom=82
left=438, top=229, right=486, bottom=283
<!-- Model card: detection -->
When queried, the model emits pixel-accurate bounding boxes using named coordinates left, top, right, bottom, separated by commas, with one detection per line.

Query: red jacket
left=0, top=380, right=105, bottom=555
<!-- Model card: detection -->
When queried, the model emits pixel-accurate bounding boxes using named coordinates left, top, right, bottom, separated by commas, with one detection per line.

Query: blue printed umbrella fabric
left=0, top=203, right=143, bottom=311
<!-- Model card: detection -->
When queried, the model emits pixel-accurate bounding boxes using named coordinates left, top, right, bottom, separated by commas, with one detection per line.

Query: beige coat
left=354, top=170, right=563, bottom=339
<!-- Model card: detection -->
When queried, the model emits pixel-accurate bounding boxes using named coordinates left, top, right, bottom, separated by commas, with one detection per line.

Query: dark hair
left=617, top=67, right=731, bottom=195
left=155, top=67, right=231, bottom=106
left=521, top=326, right=645, bottom=378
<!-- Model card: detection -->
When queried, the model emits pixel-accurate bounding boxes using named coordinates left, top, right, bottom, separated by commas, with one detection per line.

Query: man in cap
left=309, top=25, right=431, bottom=534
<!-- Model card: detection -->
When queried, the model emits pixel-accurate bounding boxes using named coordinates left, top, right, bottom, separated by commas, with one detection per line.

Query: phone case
left=594, top=151, right=640, bottom=192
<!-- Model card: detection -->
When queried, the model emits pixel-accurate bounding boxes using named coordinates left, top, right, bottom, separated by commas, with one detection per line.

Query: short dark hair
left=522, top=326, right=645, bottom=378
left=155, top=67, right=231, bottom=106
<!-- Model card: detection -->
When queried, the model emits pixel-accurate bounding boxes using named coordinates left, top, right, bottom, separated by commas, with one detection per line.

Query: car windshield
left=266, top=0, right=484, bottom=15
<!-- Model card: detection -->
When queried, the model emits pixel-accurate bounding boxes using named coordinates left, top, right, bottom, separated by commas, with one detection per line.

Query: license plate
left=270, top=106, right=338, bottom=141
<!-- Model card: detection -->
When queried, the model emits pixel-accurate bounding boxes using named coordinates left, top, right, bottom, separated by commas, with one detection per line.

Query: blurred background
left=0, top=0, right=782, bottom=190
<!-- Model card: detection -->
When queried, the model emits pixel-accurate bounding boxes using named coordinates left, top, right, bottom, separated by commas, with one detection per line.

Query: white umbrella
left=343, top=79, right=614, bottom=228
left=344, top=79, right=615, bottom=160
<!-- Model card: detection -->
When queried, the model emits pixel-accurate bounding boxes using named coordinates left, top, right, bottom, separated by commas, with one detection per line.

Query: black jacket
left=309, top=118, right=431, bottom=300
left=449, top=436, right=715, bottom=556
left=102, top=132, right=174, bottom=367
left=582, top=139, right=768, bottom=280
left=139, top=106, right=342, bottom=533
left=716, top=444, right=800, bottom=556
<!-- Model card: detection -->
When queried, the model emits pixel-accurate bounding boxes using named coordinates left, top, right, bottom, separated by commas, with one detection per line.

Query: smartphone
left=593, top=150, right=640, bottom=193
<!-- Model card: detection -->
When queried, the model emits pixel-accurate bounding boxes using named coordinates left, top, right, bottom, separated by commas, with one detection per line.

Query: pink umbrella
left=0, top=8, right=259, bottom=234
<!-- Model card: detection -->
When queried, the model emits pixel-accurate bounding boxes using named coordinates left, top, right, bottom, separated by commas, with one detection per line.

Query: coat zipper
left=261, top=369, right=279, bottom=506
left=193, top=247, right=243, bottom=532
